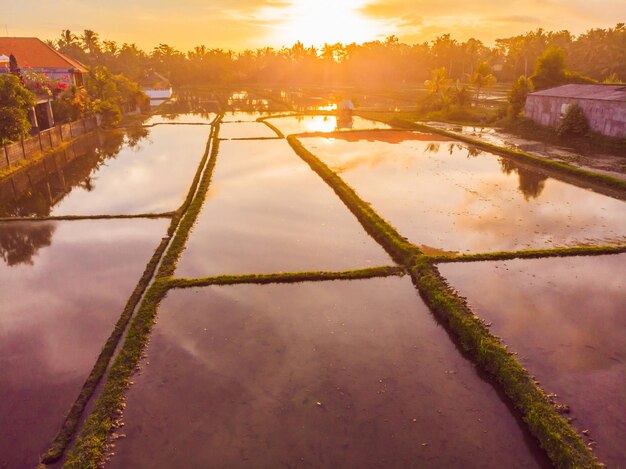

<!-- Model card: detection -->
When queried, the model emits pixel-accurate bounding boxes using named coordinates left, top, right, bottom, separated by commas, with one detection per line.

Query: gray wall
left=525, top=96, right=626, bottom=138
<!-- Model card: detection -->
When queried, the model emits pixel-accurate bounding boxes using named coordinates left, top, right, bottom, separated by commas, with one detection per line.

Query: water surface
left=0, top=125, right=209, bottom=217
left=439, top=254, right=626, bottom=467
left=219, top=122, right=280, bottom=139
left=265, top=115, right=390, bottom=136
left=110, top=278, right=548, bottom=468
left=176, top=139, right=390, bottom=277
left=0, top=218, right=168, bottom=468
left=299, top=131, right=626, bottom=253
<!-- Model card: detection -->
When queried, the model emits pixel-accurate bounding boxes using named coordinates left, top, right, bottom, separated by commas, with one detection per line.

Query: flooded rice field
left=175, top=139, right=391, bottom=277
left=143, top=112, right=216, bottom=125
left=0, top=125, right=209, bottom=217
left=264, top=114, right=391, bottom=135
left=109, top=278, right=548, bottom=468
left=298, top=131, right=626, bottom=254
left=3, top=91, right=624, bottom=467
left=219, top=122, right=280, bottom=139
left=0, top=218, right=167, bottom=469
left=439, top=254, right=626, bottom=467
left=424, top=122, right=626, bottom=182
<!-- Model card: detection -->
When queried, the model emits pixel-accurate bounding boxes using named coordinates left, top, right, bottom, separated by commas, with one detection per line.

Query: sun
left=272, top=0, right=383, bottom=47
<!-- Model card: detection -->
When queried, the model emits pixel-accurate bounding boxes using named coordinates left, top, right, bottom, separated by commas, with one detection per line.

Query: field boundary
left=287, top=134, right=601, bottom=468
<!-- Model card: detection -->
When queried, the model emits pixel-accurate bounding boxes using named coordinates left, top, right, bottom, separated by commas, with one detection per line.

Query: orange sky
left=2, top=0, right=624, bottom=51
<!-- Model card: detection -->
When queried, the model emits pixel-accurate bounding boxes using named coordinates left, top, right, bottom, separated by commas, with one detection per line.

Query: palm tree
left=58, top=29, right=78, bottom=49
left=81, top=30, right=100, bottom=55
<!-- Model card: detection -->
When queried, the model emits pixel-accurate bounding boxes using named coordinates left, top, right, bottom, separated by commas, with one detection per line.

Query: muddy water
left=109, top=278, right=548, bottom=468
left=439, top=254, right=626, bottom=467
left=0, top=125, right=209, bottom=217
left=265, top=115, right=391, bottom=136
left=0, top=218, right=167, bottom=469
left=175, top=139, right=391, bottom=277
left=219, top=122, right=280, bottom=139
left=299, top=131, right=626, bottom=254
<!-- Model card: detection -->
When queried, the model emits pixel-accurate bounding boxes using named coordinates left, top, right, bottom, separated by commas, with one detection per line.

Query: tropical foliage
left=0, top=75, right=36, bottom=143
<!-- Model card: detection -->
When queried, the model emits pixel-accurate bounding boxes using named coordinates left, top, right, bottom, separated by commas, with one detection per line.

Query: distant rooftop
left=530, top=84, right=626, bottom=102
left=0, top=37, right=87, bottom=72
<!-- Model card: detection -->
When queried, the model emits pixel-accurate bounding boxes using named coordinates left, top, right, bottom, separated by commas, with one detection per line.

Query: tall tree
left=0, top=75, right=36, bottom=143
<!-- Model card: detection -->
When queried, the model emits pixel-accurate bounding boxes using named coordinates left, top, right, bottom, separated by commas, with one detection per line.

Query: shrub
left=508, top=76, right=532, bottom=119
left=557, top=103, right=590, bottom=137
left=96, top=100, right=122, bottom=128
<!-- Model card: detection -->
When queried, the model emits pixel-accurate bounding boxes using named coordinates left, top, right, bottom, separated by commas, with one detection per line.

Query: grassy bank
left=429, top=244, right=626, bottom=263
left=0, top=212, right=175, bottom=223
left=168, top=266, right=404, bottom=289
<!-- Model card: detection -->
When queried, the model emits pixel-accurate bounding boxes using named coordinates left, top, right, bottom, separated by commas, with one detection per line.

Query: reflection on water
left=0, top=218, right=168, bottom=468
left=175, top=139, right=390, bottom=277
left=264, top=115, right=391, bottom=136
left=0, top=125, right=209, bottom=216
left=110, top=278, right=547, bottom=468
left=440, top=255, right=626, bottom=467
left=0, top=221, right=55, bottom=266
left=300, top=131, right=626, bottom=253
left=219, top=122, right=279, bottom=139
left=146, top=90, right=219, bottom=125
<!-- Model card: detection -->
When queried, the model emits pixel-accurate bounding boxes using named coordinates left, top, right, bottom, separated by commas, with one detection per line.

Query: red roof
left=0, top=37, right=87, bottom=72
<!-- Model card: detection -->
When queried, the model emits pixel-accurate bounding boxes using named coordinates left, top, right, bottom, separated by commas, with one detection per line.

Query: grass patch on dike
left=39, top=236, right=171, bottom=464
left=49, top=120, right=222, bottom=467
left=429, top=244, right=626, bottom=263
left=158, top=125, right=221, bottom=276
left=168, top=266, right=404, bottom=289
left=0, top=213, right=175, bottom=223
left=389, top=118, right=626, bottom=199
left=287, top=135, right=600, bottom=468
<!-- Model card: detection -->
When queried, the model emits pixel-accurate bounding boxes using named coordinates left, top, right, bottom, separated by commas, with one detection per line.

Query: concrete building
left=525, top=84, right=626, bottom=138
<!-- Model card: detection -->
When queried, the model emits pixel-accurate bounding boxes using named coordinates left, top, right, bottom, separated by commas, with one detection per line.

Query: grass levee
left=168, top=266, right=404, bottom=289
left=429, top=244, right=626, bottom=263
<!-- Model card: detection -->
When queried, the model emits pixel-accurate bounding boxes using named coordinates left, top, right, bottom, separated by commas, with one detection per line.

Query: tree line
left=48, top=25, right=626, bottom=87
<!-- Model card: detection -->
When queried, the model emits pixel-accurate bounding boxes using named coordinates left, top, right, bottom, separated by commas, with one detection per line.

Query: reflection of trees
left=0, top=222, right=56, bottom=266
left=500, top=158, right=548, bottom=200
left=0, top=128, right=148, bottom=217
left=446, top=143, right=483, bottom=158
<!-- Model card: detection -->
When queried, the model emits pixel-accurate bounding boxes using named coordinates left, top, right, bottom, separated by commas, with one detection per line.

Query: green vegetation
left=48, top=24, right=625, bottom=86
left=0, top=213, right=175, bottom=223
left=508, top=76, right=532, bottom=119
left=428, top=244, right=626, bottom=263
left=557, top=103, right=590, bottom=137
left=158, top=125, right=220, bottom=273
left=168, top=266, right=404, bottom=289
left=0, top=75, right=36, bottom=144
left=530, top=46, right=595, bottom=90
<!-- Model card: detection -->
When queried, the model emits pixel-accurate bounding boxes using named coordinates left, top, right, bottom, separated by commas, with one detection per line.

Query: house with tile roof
left=0, top=37, right=87, bottom=86
left=0, top=37, right=89, bottom=130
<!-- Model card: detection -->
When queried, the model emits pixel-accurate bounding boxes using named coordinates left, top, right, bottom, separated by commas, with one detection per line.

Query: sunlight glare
left=274, top=0, right=382, bottom=47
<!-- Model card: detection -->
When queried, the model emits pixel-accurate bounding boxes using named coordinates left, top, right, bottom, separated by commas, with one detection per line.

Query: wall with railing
left=1, top=116, right=99, bottom=172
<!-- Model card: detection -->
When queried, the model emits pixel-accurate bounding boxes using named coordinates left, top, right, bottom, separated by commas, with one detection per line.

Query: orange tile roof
left=0, top=37, right=87, bottom=72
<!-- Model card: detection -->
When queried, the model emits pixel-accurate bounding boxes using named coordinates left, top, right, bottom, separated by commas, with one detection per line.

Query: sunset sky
left=2, top=0, right=624, bottom=51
